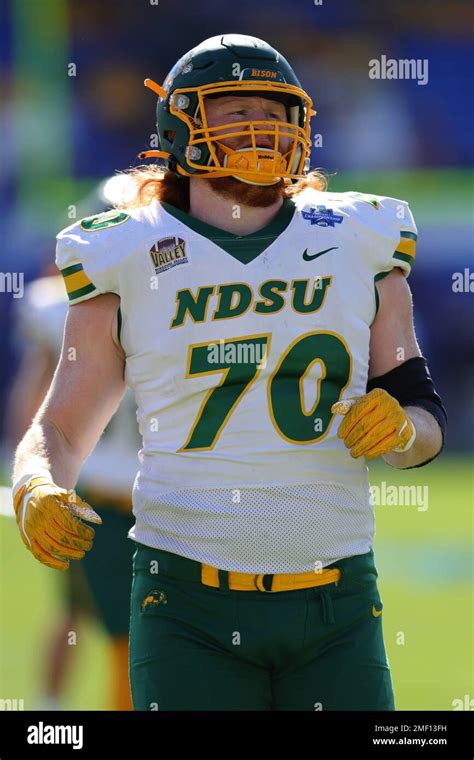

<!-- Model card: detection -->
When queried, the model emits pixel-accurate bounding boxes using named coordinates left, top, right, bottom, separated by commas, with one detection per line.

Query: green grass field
left=368, top=457, right=473, bottom=710
left=0, top=456, right=472, bottom=710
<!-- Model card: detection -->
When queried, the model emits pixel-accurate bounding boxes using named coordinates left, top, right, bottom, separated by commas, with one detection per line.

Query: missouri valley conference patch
left=149, top=236, right=189, bottom=274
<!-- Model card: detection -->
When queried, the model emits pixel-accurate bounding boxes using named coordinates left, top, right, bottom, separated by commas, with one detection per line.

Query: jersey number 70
left=178, top=330, right=352, bottom=451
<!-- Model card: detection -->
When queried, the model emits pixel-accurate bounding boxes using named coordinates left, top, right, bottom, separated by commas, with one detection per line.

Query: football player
left=12, top=35, right=446, bottom=711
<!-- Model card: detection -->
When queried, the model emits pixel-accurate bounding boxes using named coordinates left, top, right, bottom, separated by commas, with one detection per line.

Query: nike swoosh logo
left=372, top=605, right=383, bottom=617
left=302, top=246, right=339, bottom=261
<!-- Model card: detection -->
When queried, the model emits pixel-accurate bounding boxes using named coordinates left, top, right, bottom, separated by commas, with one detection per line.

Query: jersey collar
left=160, top=197, right=296, bottom=264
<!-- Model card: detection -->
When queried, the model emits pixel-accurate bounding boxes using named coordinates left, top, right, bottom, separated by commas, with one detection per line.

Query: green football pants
left=129, top=543, right=395, bottom=711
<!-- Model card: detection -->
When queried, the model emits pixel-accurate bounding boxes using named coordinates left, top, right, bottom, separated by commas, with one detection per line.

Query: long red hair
left=115, top=166, right=328, bottom=212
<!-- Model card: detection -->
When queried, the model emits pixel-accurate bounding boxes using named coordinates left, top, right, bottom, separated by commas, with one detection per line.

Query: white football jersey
left=56, top=188, right=417, bottom=572
left=17, top=276, right=140, bottom=498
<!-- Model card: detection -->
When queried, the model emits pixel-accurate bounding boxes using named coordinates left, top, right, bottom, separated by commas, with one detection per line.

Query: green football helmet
left=140, top=34, right=315, bottom=186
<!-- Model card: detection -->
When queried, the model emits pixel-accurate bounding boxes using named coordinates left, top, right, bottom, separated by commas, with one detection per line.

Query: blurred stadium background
left=0, top=0, right=472, bottom=710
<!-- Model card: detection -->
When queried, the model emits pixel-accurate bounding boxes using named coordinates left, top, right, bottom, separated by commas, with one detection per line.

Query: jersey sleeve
left=340, top=191, right=418, bottom=281
left=377, top=196, right=417, bottom=279
left=55, top=211, right=127, bottom=304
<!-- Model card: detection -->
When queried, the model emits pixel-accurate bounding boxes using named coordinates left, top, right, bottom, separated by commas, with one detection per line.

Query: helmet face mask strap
left=144, top=35, right=316, bottom=185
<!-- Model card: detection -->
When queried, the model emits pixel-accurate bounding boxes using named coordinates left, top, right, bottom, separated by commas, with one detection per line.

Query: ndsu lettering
left=170, top=277, right=332, bottom=328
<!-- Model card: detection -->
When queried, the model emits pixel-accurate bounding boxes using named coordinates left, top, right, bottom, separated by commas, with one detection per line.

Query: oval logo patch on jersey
left=80, top=210, right=131, bottom=231
left=149, top=236, right=189, bottom=275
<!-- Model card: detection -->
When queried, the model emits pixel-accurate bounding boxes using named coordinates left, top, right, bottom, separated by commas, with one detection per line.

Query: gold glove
left=13, top=475, right=102, bottom=571
left=332, top=388, right=416, bottom=460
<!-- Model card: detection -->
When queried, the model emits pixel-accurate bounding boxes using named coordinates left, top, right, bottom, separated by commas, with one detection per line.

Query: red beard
left=204, top=175, right=286, bottom=207
left=202, top=140, right=287, bottom=207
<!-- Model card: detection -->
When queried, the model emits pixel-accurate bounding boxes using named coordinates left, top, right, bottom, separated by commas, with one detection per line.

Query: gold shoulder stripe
left=60, top=263, right=96, bottom=301
left=64, top=269, right=92, bottom=294
left=395, top=236, right=416, bottom=258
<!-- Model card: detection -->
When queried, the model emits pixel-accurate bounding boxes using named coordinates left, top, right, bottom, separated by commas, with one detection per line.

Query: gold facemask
left=143, top=79, right=315, bottom=186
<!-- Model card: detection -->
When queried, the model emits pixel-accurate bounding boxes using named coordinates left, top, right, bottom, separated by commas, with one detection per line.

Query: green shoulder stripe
left=67, top=283, right=97, bottom=301
left=393, top=251, right=414, bottom=266
left=400, top=230, right=417, bottom=241
left=61, top=263, right=83, bottom=277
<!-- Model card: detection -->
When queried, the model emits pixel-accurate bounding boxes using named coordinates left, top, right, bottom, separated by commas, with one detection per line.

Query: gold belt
left=201, top=564, right=341, bottom=592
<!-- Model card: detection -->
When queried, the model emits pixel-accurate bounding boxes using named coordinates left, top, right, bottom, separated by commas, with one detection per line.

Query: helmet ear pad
left=157, top=94, right=213, bottom=173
